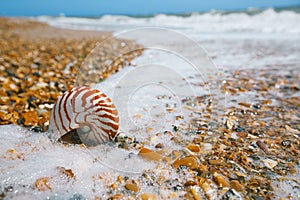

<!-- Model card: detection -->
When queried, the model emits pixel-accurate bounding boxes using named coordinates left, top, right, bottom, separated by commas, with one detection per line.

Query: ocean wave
left=35, top=8, right=300, bottom=34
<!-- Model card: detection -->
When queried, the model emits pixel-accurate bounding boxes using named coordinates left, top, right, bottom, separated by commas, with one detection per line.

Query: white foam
left=34, top=9, right=300, bottom=35
left=0, top=125, right=156, bottom=199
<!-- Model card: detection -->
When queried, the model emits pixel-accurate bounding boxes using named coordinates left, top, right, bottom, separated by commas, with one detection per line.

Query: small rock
left=209, top=159, right=226, bottom=166
left=263, top=158, right=278, bottom=169
left=184, top=180, right=197, bottom=187
left=140, top=193, right=157, bottom=200
left=213, top=173, right=230, bottom=188
left=34, top=177, right=52, bottom=191
left=138, top=148, right=162, bottom=162
left=237, top=132, right=248, bottom=138
left=238, top=102, right=251, bottom=108
left=256, top=140, right=268, bottom=152
left=22, top=110, right=39, bottom=126
left=57, top=166, right=75, bottom=179
left=108, top=194, right=123, bottom=199
left=230, top=180, right=244, bottom=192
left=190, top=186, right=201, bottom=200
left=220, top=189, right=242, bottom=200
left=202, top=143, right=212, bottom=152
left=155, top=143, right=164, bottom=148
left=125, top=180, right=139, bottom=192
left=186, top=144, right=201, bottom=153
left=173, top=156, right=198, bottom=170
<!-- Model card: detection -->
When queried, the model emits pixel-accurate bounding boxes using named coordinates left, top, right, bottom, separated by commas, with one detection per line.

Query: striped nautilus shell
left=49, top=86, right=119, bottom=146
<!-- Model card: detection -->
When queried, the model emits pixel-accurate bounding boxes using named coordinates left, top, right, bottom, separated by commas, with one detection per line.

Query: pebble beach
left=0, top=13, right=300, bottom=200
left=0, top=18, right=143, bottom=131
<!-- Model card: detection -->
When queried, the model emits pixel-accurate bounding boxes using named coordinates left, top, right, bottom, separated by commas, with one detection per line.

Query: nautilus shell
left=49, top=86, right=119, bottom=146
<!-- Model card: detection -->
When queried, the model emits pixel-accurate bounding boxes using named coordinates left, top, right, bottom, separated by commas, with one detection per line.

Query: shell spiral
left=49, top=86, right=119, bottom=146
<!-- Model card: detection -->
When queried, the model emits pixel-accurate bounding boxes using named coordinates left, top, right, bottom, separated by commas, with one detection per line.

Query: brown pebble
left=173, top=156, right=198, bottom=170
left=111, top=182, right=118, bottom=189
left=213, top=173, right=230, bottom=188
left=237, top=132, right=248, bottom=138
left=155, top=143, right=164, bottom=148
left=140, top=193, right=157, bottom=200
left=125, top=180, right=139, bottom=192
left=34, top=177, right=52, bottom=191
left=57, top=166, right=75, bottom=179
left=186, top=144, right=201, bottom=153
left=262, top=99, right=272, bottom=104
left=230, top=180, right=244, bottom=192
left=22, top=110, right=39, bottom=126
left=172, top=150, right=181, bottom=158
left=190, top=186, right=201, bottom=200
left=256, top=140, right=268, bottom=152
left=238, top=102, right=251, bottom=108
left=108, top=193, right=123, bottom=200
left=4, top=149, right=24, bottom=160
left=198, top=163, right=208, bottom=176
left=0, top=111, right=8, bottom=122
left=184, top=180, right=197, bottom=187
left=208, top=159, right=226, bottom=166
left=138, top=148, right=162, bottom=162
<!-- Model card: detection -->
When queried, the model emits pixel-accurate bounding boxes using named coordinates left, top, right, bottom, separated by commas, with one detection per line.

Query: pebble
left=186, top=144, right=201, bottom=153
left=125, top=180, right=139, bottom=192
left=140, top=193, right=157, bottom=200
left=209, top=159, right=226, bottom=166
left=262, top=159, right=278, bottom=170
left=213, top=173, right=230, bottom=188
left=138, top=147, right=162, bottom=162
left=34, top=177, right=52, bottom=191
left=57, top=166, right=76, bottom=179
left=21, top=110, right=39, bottom=126
left=173, top=156, right=198, bottom=170
left=230, top=180, right=244, bottom=192
left=220, top=189, right=242, bottom=200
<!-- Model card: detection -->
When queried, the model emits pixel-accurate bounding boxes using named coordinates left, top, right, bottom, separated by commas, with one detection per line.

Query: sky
left=0, top=0, right=299, bottom=16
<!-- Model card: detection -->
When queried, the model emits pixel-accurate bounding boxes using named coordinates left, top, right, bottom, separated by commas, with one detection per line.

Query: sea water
left=1, top=8, right=300, bottom=199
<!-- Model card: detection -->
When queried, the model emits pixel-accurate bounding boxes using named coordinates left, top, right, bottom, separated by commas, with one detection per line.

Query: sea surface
left=1, top=8, right=300, bottom=199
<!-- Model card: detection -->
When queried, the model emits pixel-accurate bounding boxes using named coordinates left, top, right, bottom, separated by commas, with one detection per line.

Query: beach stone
left=237, top=132, right=248, bottom=138
left=213, top=173, right=230, bottom=188
left=4, top=149, right=24, bottom=160
left=108, top=194, right=123, bottom=199
left=186, top=144, right=201, bottom=153
left=34, top=177, right=52, bottom=191
left=0, top=111, right=8, bottom=121
left=201, top=180, right=212, bottom=193
left=138, top=147, right=162, bottom=162
left=256, top=140, right=268, bottom=152
left=57, top=166, right=75, bottom=179
left=262, top=159, right=278, bottom=169
left=230, top=180, right=244, bottom=192
left=190, top=186, right=201, bottom=200
left=173, top=156, right=198, bottom=170
left=220, top=189, right=242, bottom=200
left=140, top=193, right=157, bottom=200
left=209, top=159, right=226, bottom=166
left=22, top=110, right=39, bottom=126
left=125, top=180, right=139, bottom=192
left=184, top=180, right=197, bottom=187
